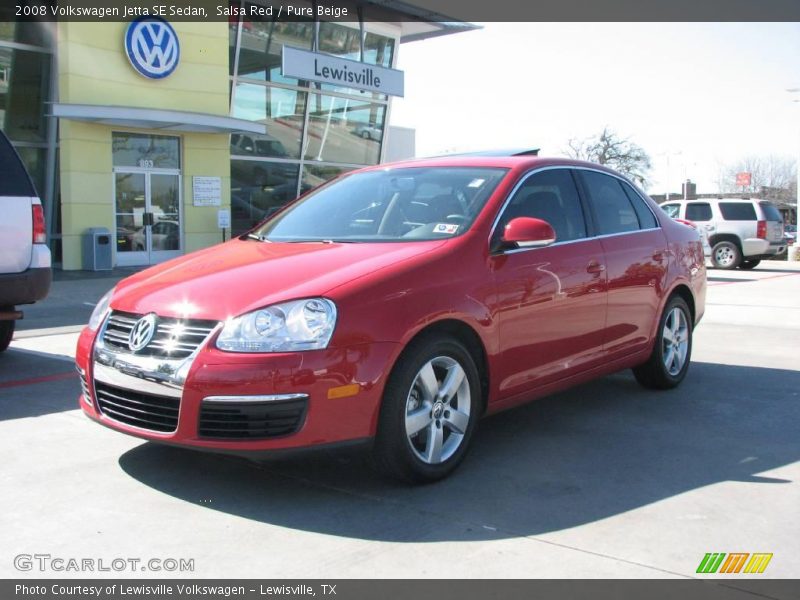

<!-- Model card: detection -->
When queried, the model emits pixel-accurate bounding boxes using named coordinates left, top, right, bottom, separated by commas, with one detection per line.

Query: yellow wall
left=58, top=21, right=231, bottom=269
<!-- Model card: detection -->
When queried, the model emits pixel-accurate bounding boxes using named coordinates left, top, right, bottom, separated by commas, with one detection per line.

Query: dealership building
left=0, top=4, right=472, bottom=269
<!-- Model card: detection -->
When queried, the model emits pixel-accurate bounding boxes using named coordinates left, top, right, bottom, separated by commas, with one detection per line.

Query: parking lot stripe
left=0, top=371, right=77, bottom=389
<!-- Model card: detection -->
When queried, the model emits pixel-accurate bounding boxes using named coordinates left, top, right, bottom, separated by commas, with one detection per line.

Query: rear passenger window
left=0, top=131, right=36, bottom=197
left=686, top=202, right=712, bottom=222
left=580, top=171, right=640, bottom=235
left=620, top=182, right=658, bottom=229
left=759, top=202, right=783, bottom=222
left=719, top=202, right=756, bottom=220
left=496, top=169, right=587, bottom=244
left=660, top=204, right=680, bottom=219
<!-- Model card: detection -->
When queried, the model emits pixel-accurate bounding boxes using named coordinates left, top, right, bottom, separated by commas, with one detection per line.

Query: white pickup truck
left=0, top=130, right=51, bottom=352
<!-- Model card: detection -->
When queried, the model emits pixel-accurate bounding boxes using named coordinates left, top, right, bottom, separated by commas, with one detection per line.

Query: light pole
left=658, top=151, right=682, bottom=201
left=787, top=89, right=800, bottom=260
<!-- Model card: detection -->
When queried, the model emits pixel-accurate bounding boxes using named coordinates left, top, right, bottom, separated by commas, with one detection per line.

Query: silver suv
left=660, top=198, right=785, bottom=270
left=0, top=130, right=51, bottom=352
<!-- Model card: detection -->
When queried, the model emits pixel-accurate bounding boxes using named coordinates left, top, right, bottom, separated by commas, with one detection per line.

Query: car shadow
left=118, top=361, right=799, bottom=541
left=0, top=349, right=79, bottom=421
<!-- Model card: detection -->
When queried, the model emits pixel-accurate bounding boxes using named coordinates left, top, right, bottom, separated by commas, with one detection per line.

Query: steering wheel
left=444, top=214, right=469, bottom=224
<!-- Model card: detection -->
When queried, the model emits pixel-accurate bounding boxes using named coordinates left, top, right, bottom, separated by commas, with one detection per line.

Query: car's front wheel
left=373, top=334, right=481, bottom=483
left=633, top=295, right=693, bottom=390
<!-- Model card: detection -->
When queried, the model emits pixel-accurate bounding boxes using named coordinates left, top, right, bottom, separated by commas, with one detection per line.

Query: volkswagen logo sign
left=128, top=313, right=158, bottom=352
left=125, top=16, right=180, bottom=79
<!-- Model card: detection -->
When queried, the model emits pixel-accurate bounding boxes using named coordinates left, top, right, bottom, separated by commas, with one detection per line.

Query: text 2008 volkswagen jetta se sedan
left=76, top=156, right=706, bottom=482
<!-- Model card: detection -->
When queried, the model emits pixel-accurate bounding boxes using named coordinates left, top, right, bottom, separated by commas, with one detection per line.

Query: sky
left=389, top=22, right=800, bottom=195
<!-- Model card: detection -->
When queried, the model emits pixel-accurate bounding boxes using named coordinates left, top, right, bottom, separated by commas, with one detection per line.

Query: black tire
left=711, top=240, right=742, bottom=270
left=373, top=334, right=481, bottom=483
left=0, top=319, right=14, bottom=353
left=739, top=259, right=761, bottom=270
left=633, top=295, right=693, bottom=390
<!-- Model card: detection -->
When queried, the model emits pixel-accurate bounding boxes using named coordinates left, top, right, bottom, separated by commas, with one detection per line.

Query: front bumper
left=75, top=324, right=399, bottom=452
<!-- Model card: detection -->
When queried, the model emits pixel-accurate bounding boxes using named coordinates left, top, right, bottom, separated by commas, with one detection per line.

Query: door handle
left=586, top=261, right=606, bottom=274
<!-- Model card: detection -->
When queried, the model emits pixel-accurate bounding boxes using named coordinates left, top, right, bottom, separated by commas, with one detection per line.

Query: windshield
left=250, top=167, right=509, bottom=243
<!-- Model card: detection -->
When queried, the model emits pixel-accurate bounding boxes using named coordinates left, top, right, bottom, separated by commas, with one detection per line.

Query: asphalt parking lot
left=1, top=263, right=798, bottom=579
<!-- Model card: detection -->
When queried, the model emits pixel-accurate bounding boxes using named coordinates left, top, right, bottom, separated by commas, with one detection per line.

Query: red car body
left=75, top=157, right=706, bottom=457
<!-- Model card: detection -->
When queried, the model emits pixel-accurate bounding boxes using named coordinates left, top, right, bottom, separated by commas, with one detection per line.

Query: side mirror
left=501, top=217, right=556, bottom=249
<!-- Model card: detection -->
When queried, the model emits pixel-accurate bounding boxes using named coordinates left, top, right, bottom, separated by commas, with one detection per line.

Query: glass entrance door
left=114, top=170, right=181, bottom=266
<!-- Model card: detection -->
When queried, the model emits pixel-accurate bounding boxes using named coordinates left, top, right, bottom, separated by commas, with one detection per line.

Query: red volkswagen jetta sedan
left=76, top=156, right=706, bottom=482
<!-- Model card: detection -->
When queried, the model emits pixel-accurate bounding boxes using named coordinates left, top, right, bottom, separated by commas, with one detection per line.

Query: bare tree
left=716, top=155, right=796, bottom=201
left=565, top=127, right=653, bottom=186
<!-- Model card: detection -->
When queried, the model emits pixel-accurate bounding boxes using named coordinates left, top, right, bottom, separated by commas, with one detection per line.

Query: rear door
left=0, top=131, right=36, bottom=273
left=577, top=170, right=668, bottom=358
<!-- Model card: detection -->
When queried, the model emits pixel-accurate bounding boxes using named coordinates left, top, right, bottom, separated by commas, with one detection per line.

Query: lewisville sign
left=281, top=46, right=404, bottom=97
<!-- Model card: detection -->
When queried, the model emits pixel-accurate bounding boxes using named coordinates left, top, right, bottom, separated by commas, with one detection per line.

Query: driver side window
left=495, top=169, right=588, bottom=244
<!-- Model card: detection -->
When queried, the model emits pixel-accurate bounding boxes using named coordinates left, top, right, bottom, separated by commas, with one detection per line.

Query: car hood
left=111, top=238, right=447, bottom=320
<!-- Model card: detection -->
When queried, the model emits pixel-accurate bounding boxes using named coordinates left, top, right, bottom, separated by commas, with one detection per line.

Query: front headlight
left=88, top=288, right=114, bottom=331
left=216, top=298, right=337, bottom=353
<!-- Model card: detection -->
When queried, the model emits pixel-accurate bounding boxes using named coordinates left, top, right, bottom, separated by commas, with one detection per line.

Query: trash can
left=82, top=227, right=113, bottom=271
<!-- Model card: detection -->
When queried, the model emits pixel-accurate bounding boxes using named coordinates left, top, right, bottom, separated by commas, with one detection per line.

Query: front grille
left=103, top=311, right=217, bottom=359
left=95, top=381, right=180, bottom=433
left=199, top=399, right=308, bottom=440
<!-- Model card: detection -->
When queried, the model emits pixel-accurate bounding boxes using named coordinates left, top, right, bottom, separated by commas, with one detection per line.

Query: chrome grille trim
left=102, top=310, right=217, bottom=359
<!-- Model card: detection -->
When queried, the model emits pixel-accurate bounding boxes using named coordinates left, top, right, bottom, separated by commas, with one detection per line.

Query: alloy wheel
left=404, top=356, right=471, bottom=465
left=662, top=307, right=689, bottom=376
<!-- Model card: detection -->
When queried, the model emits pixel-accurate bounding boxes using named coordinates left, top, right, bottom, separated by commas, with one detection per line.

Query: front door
left=114, top=169, right=181, bottom=266
left=490, top=168, right=608, bottom=399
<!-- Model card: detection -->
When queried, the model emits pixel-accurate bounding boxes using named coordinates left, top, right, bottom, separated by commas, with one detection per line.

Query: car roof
left=358, top=155, right=622, bottom=175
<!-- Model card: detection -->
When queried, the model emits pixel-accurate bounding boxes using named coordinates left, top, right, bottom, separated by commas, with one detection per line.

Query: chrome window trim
left=488, top=165, right=662, bottom=256
left=202, top=394, right=309, bottom=404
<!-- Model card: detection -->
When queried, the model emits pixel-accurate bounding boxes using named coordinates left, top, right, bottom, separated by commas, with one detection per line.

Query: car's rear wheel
left=633, top=295, right=693, bottom=390
left=739, top=259, right=761, bottom=270
left=711, top=241, right=741, bottom=269
left=373, top=334, right=480, bottom=483
left=0, top=318, right=15, bottom=353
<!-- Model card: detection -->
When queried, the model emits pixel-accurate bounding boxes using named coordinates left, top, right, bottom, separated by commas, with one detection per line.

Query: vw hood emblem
left=128, top=313, right=158, bottom=352
left=125, top=16, right=180, bottom=79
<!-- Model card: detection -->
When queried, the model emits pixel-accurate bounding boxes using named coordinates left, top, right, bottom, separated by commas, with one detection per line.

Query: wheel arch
left=392, top=318, right=491, bottom=415
left=668, top=283, right=696, bottom=325
left=708, top=233, right=742, bottom=252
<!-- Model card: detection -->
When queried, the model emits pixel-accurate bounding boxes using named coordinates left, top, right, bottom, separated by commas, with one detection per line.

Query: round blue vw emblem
left=125, top=17, right=180, bottom=79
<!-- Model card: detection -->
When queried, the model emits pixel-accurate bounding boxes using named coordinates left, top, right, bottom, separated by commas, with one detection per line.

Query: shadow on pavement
left=0, top=349, right=79, bottom=421
left=118, top=361, right=799, bottom=541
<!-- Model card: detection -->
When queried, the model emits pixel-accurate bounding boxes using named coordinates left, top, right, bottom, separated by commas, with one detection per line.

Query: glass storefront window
left=14, top=146, right=46, bottom=196
left=0, top=21, right=50, bottom=48
left=237, top=15, right=313, bottom=84
left=230, top=160, right=300, bottom=235
left=305, top=94, right=384, bottom=165
left=0, top=47, right=51, bottom=143
left=112, top=133, right=180, bottom=169
left=232, top=83, right=306, bottom=159
left=228, top=10, right=239, bottom=76
left=301, top=164, right=353, bottom=193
